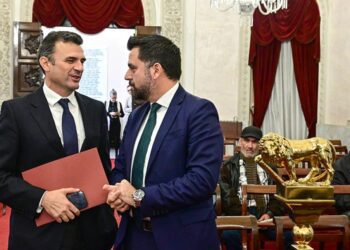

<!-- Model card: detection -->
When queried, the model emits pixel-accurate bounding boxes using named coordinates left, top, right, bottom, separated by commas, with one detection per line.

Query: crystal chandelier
left=210, top=0, right=288, bottom=15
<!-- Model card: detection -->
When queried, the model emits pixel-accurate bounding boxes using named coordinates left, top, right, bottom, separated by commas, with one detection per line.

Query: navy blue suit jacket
left=0, top=87, right=117, bottom=250
left=112, top=85, right=223, bottom=250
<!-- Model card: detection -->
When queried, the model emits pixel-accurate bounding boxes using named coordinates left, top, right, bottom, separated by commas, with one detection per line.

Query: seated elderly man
left=219, top=126, right=293, bottom=250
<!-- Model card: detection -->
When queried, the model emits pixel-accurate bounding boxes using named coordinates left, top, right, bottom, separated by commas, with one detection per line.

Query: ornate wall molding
left=162, top=0, right=183, bottom=48
left=21, top=0, right=34, bottom=22
left=0, top=0, right=12, bottom=105
left=316, top=0, right=328, bottom=124
left=237, top=23, right=252, bottom=126
left=142, top=0, right=158, bottom=26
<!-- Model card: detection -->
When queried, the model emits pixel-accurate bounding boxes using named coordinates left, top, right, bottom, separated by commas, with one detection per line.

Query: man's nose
left=74, top=61, right=84, bottom=72
left=125, top=69, right=132, bottom=80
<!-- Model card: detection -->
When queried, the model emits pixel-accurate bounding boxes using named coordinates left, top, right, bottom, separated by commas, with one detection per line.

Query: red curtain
left=32, top=0, right=144, bottom=34
left=249, top=0, right=320, bottom=137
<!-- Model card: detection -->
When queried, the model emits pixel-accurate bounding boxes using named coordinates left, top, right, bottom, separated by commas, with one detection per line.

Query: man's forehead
left=242, top=137, right=258, bottom=142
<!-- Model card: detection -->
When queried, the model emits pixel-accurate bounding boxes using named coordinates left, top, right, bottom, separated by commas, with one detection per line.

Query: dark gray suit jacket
left=0, top=87, right=117, bottom=250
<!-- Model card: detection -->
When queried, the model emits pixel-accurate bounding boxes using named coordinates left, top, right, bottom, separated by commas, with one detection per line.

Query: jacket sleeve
left=219, top=160, right=242, bottom=215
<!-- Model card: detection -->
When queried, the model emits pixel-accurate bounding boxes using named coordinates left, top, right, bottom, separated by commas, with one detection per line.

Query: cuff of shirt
left=36, top=191, right=47, bottom=214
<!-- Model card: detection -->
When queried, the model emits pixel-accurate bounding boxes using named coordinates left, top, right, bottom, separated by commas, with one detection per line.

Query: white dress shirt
left=130, top=83, right=179, bottom=186
left=43, top=84, right=86, bottom=151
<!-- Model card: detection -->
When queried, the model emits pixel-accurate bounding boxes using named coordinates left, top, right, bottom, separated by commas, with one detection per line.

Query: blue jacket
left=112, top=85, right=223, bottom=250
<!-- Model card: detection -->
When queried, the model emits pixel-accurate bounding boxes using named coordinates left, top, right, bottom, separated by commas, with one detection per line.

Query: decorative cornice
left=0, top=0, right=12, bottom=105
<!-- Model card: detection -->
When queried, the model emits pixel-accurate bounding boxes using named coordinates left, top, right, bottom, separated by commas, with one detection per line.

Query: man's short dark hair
left=127, top=35, right=182, bottom=81
left=38, top=31, right=83, bottom=66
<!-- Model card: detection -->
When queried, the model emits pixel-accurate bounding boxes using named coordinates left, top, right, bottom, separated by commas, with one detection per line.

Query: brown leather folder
left=22, top=148, right=109, bottom=227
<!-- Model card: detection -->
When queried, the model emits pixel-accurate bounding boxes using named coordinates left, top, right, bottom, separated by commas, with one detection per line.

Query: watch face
left=133, top=189, right=145, bottom=201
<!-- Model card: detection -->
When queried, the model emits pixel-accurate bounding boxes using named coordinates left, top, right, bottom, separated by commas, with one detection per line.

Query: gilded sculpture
left=255, top=132, right=335, bottom=186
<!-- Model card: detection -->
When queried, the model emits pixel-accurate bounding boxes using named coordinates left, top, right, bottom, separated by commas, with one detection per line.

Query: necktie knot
left=150, top=103, right=161, bottom=114
left=58, top=98, right=70, bottom=110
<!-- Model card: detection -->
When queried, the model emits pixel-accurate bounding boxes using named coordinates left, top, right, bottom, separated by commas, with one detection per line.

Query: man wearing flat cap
left=218, top=126, right=292, bottom=250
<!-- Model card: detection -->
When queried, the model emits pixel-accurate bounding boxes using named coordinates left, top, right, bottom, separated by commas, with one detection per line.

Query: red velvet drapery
left=249, top=0, right=320, bottom=137
left=32, top=0, right=144, bottom=34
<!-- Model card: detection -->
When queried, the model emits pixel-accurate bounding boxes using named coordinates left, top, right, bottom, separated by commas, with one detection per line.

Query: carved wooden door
left=13, top=22, right=42, bottom=98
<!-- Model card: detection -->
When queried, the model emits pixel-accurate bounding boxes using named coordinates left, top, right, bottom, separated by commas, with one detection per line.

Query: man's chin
left=241, top=152, right=258, bottom=159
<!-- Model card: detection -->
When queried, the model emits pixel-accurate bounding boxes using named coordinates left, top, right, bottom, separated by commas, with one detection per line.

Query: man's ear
left=151, top=63, right=162, bottom=79
left=39, top=56, right=50, bottom=73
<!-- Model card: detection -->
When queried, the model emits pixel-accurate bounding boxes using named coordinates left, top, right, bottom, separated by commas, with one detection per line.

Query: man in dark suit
left=0, top=31, right=117, bottom=250
left=103, top=35, right=223, bottom=250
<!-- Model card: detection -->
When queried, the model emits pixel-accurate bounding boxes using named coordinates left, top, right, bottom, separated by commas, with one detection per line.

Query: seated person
left=332, top=153, right=350, bottom=218
left=219, top=126, right=293, bottom=250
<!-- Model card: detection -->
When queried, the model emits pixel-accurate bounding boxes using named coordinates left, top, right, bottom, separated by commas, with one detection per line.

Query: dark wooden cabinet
left=13, top=22, right=42, bottom=98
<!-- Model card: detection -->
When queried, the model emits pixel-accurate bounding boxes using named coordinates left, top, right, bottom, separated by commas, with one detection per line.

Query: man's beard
left=130, top=71, right=152, bottom=103
left=132, top=83, right=151, bottom=102
left=240, top=149, right=259, bottom=159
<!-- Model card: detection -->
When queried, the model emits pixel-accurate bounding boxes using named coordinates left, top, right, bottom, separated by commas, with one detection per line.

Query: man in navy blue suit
left=104, top=35, right=224, bottom=250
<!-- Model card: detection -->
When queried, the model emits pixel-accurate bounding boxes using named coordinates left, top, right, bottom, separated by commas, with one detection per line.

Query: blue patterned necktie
left=132, top=103, right=161, bottom=188
left=58, top=99, right=79, bottom=155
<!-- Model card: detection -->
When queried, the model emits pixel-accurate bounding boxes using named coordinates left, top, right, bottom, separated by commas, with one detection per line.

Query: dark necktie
left=58, top=99, right=79, bottom=155
left=132, top=103, right=161, bottom=189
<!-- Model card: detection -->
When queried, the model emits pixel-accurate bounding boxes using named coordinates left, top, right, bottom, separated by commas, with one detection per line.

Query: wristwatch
left=132, top=189, right=145, bottom=207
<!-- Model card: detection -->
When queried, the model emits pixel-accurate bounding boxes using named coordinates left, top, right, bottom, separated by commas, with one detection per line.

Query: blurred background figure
left=106, top=89, right=124, bottom=159
left=124, top=85, right=133, bottom=125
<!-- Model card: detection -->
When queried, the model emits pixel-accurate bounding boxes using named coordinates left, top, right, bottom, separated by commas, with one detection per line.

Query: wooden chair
left=329, top=139, right=342, bottom=146
left=335, top=145, right=348, bottom=159
left=241, top=185, right=278, bottom=249
left=216, top=215, right=260, bottom=250
left=277, top=168, right=310, bottom=182
left=274, top=215, right=350, bottom=250
left=241, top=184, right=276, bottom=216
left=220, top=121, right=242, bottom=156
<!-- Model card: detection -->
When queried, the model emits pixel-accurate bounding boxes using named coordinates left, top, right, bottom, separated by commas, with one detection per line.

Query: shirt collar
left=43, top=83, right=78, bottom=107
left=154, top=82, right=179, bottom=108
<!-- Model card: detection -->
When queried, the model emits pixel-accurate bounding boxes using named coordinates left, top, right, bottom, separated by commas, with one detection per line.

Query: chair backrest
left=335, top=145, right=348, bottom=159
left=330, top=139, right=342, bottom=146
left=277, top=168, right=310, bottom=181
left=216, top=215, right=260, bottom=250
left=220, top=121, right=242, bottom=156
left=333, top=185, right=350, bottom=194
left=241, top=184, right=277, bottom=215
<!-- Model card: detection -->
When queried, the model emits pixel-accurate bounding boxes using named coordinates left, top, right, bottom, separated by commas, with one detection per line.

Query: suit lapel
left=28, top=87, right=64, bottom=154
left=75, top=92, right=92, bottom=151
left=146, top=86, right=186, bottom=174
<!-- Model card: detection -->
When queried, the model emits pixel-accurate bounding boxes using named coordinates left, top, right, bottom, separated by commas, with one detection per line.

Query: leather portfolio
left=22, top=148, right=109, bottom=226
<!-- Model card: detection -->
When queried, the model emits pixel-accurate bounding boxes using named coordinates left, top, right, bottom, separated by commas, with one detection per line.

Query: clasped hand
left=103, top=179, right=136, bottom=212
left=41, top=187, right=81, bottom=223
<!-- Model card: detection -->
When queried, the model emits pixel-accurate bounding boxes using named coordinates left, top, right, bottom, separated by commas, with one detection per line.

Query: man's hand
left=103, top=179, right=136, bottom=212
left=258, top=213, right=271, bottom=222
left=41, top=188, right=81, bottom=223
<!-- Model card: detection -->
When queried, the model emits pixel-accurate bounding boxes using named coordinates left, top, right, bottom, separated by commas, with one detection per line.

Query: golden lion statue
left=255, top=133, right=335, bottom=186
